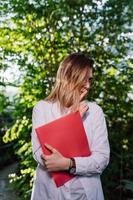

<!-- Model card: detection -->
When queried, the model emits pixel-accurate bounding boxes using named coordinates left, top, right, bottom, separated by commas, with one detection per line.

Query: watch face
left=70, top=167, right=76, bottom=174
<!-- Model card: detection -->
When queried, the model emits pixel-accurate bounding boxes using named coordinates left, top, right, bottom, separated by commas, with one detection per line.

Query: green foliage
left=0, top=90, right=16, bottom=167
left=3, top=116, right=36, bottom=199
left=0, top=0, right=133, bottom=199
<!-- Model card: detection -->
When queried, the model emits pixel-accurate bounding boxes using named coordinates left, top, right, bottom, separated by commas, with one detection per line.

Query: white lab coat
left=31, top=100, right=110, bottom=200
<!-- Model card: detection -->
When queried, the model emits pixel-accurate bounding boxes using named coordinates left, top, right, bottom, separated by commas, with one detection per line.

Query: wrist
left=62, top=158, right=76, bottom=171
left=63, top=158, right=71, bottom=170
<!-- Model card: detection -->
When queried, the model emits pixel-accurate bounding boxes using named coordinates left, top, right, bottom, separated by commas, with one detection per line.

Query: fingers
left=79, top=101, right=89, bottom=117
left=44, top=143, right=57, bottom=153
left=41, top=153, right=48, bottom=161
left=41, top=154, right=51, bottom=171
left=82, top=104, right=89, bottom=112
left=80, top=105, right=89, bottom=114
left=41, top=153, right=59, bottom=171
left=41, top=143, right=59, bottom=161
left=79, top=101, right=89, bottom=109
left=41, top=155, right=50, bottom=169
left=80, top=89, right=88, bottom=101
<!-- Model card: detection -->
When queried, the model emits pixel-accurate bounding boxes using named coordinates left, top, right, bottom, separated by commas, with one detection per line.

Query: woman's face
left=80, top=68, right=93, bottom=96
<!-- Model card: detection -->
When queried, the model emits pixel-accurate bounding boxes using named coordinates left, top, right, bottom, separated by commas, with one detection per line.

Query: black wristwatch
left=69, top=158, right=76, bottom=174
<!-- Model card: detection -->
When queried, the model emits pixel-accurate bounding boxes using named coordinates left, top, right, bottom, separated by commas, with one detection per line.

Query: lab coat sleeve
left=31, top=102, right=46, bottom=167
left=73, top=104, right=110, bottom=176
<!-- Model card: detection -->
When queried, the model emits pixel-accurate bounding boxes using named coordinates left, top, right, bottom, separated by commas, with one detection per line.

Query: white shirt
left=30, top=100, right=110, bottom=200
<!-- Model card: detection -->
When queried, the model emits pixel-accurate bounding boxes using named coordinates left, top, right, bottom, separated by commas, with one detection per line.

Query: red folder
left=35, top=111, right=91, bottom=187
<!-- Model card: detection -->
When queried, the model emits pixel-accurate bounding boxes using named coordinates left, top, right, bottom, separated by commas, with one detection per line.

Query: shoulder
left=33, top=99, right=50, bottom=112
left=86, top=101, right=104, bottom=117
left=85, top=101, right=107, bottom=128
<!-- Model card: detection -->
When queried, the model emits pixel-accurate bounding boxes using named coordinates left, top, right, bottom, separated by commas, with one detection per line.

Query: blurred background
left=0, top=0, right=133, bottom=199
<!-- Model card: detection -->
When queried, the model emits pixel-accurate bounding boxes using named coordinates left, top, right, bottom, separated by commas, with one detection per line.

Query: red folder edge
left=35, top=111, right=91, bottom=187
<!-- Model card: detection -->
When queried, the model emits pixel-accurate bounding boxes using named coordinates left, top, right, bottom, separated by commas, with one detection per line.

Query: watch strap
left=70, top=158, right=76, bottom=167
left=68, top=158, right=76, bottom=173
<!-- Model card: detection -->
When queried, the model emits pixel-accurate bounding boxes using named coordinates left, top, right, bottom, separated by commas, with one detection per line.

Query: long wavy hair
left=45, top=52, right=94, bottom=114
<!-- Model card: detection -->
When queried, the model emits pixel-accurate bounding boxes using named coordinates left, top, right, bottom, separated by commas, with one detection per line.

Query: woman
left=31, top=52, right=110, bottom=200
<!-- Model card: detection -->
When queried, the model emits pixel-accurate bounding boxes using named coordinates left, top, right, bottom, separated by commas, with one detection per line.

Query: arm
left=31, top=103, right=45, bottom=167
left=73, top=104, right=110, bottom=176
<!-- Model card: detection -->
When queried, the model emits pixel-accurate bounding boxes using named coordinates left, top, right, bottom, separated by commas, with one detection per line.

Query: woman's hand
left=79, top=101, right=89, bottom=118
left=79, top=87, right=89, bottom=117
left=68, top=85, right=89, bottom=117
left=41, top=143, right=70, bottom=172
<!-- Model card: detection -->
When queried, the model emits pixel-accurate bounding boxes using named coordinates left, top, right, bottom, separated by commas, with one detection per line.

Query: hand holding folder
left=35, top=111, right=91, bottom=187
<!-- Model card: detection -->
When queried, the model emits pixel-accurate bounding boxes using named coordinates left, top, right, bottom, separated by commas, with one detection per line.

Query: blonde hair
left=45, top=52, right=94, bottom=114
